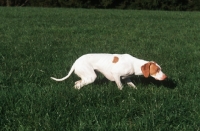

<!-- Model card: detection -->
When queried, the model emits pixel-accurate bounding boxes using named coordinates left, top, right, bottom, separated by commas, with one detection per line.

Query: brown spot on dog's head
left=112, top=56, right=119, bottom=63
left=141, top=62, right=161, bottom=78
left=149, top=63, right=160, bottom=76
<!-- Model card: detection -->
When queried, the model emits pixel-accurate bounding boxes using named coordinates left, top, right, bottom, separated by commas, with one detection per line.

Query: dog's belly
left=101, top=72, right=115, bottom=81
left=95, top=70, right=115, bottom=81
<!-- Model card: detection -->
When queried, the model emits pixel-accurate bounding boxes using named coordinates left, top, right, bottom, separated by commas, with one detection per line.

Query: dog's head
left=141, top=62, right=167, bottom=80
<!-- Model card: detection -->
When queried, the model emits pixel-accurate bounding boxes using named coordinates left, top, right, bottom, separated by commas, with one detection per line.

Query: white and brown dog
left=51, top=53, right=167, bottom=90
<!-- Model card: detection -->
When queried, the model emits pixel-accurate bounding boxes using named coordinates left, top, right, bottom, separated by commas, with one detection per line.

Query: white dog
left=51, top=53, right=167, bottom=90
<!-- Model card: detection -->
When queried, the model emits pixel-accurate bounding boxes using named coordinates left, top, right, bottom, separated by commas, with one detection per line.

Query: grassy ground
left=0, top=7, right=200, bottom=130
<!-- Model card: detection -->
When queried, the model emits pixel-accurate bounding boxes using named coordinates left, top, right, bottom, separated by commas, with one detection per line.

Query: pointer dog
left=51, top=53, right=167, bottom=90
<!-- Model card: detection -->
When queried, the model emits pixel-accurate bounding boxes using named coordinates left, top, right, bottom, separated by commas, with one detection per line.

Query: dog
left=51, top=53, right=167, bottom=90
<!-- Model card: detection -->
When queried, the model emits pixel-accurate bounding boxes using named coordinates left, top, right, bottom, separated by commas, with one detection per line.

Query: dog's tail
left=50, top=64, right=75, bottom=82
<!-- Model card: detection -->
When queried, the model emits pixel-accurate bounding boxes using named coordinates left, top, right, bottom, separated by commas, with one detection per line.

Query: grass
left=0, top=7, right=200, bottom=130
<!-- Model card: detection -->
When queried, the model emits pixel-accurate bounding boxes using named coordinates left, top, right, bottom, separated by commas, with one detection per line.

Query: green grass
left=0, top=7, right=200, bottom=130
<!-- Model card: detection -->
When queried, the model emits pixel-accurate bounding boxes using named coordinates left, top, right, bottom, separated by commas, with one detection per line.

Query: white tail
left=51, top=64, right=75, bottom=82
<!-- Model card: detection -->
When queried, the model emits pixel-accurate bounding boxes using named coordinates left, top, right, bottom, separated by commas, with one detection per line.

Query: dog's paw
left=74, top=80, right=82, bottom=90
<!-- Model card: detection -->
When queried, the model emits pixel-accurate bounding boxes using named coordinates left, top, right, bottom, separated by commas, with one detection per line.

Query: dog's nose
left=162, top=74, right=167, bottom=80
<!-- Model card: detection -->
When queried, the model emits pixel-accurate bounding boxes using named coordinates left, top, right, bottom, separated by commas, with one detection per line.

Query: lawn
left=0, top=7, right=200, bottom=130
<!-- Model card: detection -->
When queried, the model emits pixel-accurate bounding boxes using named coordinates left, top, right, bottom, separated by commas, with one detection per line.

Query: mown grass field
left=0, top=7, right=200, bottom=130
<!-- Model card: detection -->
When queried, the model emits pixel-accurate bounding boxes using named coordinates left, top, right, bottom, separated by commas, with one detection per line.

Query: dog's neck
left=132, top=58, right=148, bottom=75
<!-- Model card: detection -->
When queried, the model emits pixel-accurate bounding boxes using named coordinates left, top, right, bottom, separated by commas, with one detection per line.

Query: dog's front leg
left=113, top=75, right=123, bottom=90
left=125, top=78, right=137, bottom=89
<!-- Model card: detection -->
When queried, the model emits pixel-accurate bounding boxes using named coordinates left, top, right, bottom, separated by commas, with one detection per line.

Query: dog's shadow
left=94, top=75, right=177, bottom=89
left=129, top=76, right=177, bottom=89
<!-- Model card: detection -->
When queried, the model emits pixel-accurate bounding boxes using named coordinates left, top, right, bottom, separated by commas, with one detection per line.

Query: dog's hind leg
left=74, top=66, right=97, bottom=89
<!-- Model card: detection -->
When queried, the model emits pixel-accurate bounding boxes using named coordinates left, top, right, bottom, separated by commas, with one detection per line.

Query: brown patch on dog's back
left=112, top=56, right=119, bottom=63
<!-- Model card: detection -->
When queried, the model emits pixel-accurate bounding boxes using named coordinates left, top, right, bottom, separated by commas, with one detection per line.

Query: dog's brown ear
left=141, top=63, right=151, bottom=78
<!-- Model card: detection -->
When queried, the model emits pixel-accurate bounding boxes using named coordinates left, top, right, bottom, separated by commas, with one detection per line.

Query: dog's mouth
left=155, top=75, right=167, bottom=81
